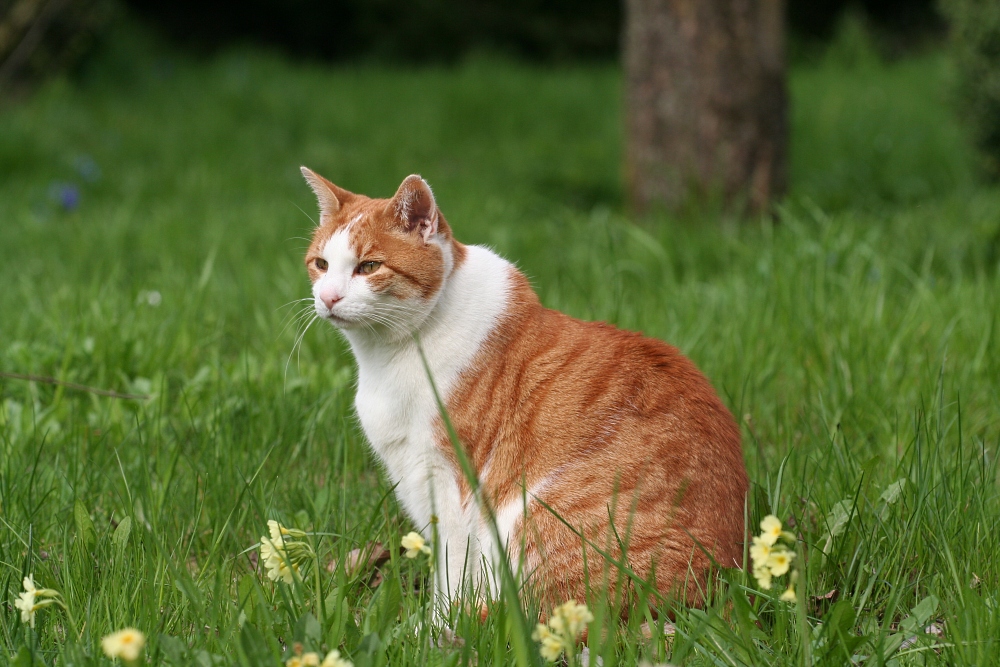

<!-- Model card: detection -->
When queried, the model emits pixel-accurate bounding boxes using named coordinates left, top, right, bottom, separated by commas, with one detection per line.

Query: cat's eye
left=357, top=261, right=382, bottom=275
left=314, top=258, right=328, bottom=271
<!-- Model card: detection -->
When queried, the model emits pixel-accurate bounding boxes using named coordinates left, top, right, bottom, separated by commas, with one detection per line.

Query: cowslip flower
left=750, top=514, right=799, bottom=601
left=13, top=574, right=60, bottom=628
left=532, top=600, right=594, bottom=662
left=766, top=549, right=794, bottom=577
left=753, top=565, right=773, bottom=590
left=101, top=627, right=146, bottom=663
left=14, top=577, right=37, bottom=627
left=532, top=624, right=567, bottom=662
left=759, top=515, right=782, bottom=546
left=321, top=649, right=353, bottom=667
left=401, top=531, right=431, bottom=559
left=287, top=652, right=321, bottom=667
left=260, top=519, right=312, bottom=584
left=749, top=536, right=771, bottom=564
left=550, top=600, right=593, bottom=638
left=261, top=537, right=296, bottom=584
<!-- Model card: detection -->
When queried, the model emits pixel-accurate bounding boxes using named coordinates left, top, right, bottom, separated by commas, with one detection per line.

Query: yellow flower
left=288, top=652, right=323, bottom=667
left=13, top=575, right=59, bottom=628
left=532, top=623, right=566, bottom=662
left=533, top=600, right=593, bottom=661
left=551, top=599, right=593, bottom=638
left=759, top=515, right=782, bottom=546
left=257, top=519, right=315, bottom=585
left=268, top=520, right=285, bottom=544
left=261, top=535, right=297, bottom=584
left=401, top=531, right=431, bottom=559
left=260, top=534, right=283, bottom=562
left=14, top=587, right=37, bottom=627
left=766, top=549, right=794, bottom=577
left=101, top=627, right=146, bottom=662
left=749, top=535, right=771, bottom=569
left=780, top=586, right=797, bottom=602
left=753, top=565, right=772, bottom=590
left=14, top=576, right=37, bottom=626
left=751, top=515, right=799, bottom=594
left=269, top=552, right=297, bottom=584
left=321, top=649, right=353, bottom=667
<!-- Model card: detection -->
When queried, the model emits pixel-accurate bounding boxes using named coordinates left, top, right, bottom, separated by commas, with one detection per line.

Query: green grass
left=1, top=24, right=999, bottom=666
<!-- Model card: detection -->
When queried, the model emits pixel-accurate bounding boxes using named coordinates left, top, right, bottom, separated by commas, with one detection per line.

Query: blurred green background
left=1, top=1, right=999, bottom=665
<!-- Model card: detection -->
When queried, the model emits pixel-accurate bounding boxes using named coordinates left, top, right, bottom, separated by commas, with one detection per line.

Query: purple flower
left=49, top=182, right=81, bottom=211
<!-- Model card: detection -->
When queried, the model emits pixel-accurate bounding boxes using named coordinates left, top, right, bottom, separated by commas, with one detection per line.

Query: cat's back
left=447, top=268, right=748, bottom=603
left=455, top=268, right=742, bottom=467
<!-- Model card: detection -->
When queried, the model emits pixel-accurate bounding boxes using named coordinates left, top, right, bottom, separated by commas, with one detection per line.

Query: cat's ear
left=300, top=166, right=353, bottom=224
left=389, top=175, right=438, bottom=243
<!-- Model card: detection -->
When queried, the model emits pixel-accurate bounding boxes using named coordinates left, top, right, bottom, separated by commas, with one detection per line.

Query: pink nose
left=319, top=286, right=342, bottom=310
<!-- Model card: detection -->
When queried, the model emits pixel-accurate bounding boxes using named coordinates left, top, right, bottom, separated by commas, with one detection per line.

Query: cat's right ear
left=300, top=166, right=353, bottom=224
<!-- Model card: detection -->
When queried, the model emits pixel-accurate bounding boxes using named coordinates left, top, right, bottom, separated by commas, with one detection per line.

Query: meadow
left=1, top=24, right=999, bottom=666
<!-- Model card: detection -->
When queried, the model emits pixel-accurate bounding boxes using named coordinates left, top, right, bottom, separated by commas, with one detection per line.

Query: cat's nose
left=319, top=285, right=343, bottom=310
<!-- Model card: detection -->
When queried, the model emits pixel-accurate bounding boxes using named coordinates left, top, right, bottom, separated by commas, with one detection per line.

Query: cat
left=300, top=167, right=749, bottom=609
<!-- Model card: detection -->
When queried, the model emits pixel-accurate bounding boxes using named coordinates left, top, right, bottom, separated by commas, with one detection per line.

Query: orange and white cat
left=301, top=167, right=749, bottom=608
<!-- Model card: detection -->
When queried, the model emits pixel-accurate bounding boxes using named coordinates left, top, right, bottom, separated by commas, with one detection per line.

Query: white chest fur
left=343, top=245, right=511, bottom=597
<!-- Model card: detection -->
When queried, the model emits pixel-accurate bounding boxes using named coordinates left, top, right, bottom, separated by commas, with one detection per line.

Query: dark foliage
left=940, top=0, right=1000, bottom=179
left=789, top=0, right=941, bottom=40
left=123, top=0, right=622, bottom=62
left=0, top=0, right=116, bottom=88
left=122, top=0, right=941, bottom=63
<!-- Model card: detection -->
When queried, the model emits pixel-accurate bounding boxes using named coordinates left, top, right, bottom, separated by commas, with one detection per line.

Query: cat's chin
left=323, top=313, right=355, bottom=329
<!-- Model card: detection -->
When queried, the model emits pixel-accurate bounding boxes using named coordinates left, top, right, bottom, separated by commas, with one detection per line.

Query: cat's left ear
left=389, top=175, right=438, bottom=243
left=301, top=166, right=354, bottom=225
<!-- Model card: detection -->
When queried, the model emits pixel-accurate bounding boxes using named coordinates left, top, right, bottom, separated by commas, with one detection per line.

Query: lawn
left=1, top=24, right=999, bottom=666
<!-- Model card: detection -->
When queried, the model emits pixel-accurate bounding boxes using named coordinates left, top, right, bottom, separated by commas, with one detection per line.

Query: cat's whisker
left=276, top=297, right=314, bottom=312
left=280, top=303, right=315, bottom=327
left=296, top=317, right=319, bottom=369
left=277, top=305, right=318, bottom=340
left=284, top=313, right=320, bottom=383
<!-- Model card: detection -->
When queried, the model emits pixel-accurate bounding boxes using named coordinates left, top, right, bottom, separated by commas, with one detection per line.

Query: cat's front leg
left=430, top=505, right=481, bottom=610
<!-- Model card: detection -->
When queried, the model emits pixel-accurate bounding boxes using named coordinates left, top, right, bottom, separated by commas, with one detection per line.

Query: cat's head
left=301, top=167, right=461, bottom=338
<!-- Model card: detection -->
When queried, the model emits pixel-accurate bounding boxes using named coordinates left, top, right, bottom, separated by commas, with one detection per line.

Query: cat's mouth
left=324, top=311, right=364, bottom=329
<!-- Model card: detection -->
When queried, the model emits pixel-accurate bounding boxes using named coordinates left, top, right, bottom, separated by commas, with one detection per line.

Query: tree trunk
left=624, top=0, right=787, bottom=215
